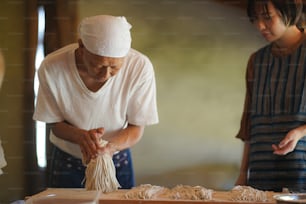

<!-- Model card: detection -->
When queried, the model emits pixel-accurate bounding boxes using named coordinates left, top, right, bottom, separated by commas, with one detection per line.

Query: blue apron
left=48, top=145, right=135, bottom=189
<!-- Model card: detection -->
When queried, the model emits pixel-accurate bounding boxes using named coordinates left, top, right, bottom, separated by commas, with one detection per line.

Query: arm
left=50, top=121, right=103, bottom=162
left=100, top=123, right=144, bottom=155
left=51, top=122, right=144, bottom=162
left=235, top=55, right=254, bottom=185
left=235, top=142, right=250, bottom=185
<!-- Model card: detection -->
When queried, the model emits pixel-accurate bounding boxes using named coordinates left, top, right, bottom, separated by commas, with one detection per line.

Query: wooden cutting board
left=25, top=188, right=278, bottom=204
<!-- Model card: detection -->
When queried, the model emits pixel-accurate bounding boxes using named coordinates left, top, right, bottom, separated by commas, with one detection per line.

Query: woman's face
left=82, top=47, right=125, bottom=83
left=252, top=1, right=288, bottom=42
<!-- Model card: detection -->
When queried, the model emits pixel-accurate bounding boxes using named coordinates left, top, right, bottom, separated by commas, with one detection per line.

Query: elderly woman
left=33, top=15, right=159, bottom=189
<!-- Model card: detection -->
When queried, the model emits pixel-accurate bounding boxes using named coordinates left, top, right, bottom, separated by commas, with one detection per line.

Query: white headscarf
left=79, top=15, right=132, bottom=58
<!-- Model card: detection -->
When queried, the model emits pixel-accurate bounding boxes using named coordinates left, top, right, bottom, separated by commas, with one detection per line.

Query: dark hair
left=247, top=0, right=305, bottom=29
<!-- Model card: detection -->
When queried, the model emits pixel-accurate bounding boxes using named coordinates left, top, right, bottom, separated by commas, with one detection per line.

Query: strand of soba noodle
left=84, top=140, right=121, bottom=192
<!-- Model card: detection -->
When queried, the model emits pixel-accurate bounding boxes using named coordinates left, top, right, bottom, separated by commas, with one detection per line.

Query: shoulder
left=37, top=44, right=77, bottom=82
left=122, top=48, right=155, bottom=78
left=39, top=44, right=77, bottom=74
left=41, top=43, right=77, bottom=68
left=247, top=43, right=271, bottom=67
left=125, top=48, right=153, bottom=68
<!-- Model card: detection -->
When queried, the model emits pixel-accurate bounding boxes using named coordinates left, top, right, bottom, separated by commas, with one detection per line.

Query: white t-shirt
left=33, top=43, right=159, bottom=158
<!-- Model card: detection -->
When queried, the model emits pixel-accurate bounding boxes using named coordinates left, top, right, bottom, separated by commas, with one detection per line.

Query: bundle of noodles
left=84, top=139, right=121, bottom=192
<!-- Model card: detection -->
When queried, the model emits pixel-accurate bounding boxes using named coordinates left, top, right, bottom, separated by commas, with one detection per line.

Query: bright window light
left=34, top=6, right=46, bottom=168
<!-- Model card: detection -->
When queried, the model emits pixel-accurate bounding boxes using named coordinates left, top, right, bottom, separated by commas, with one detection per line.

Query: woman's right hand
left=50, top=122, right=105, bottom=163
left=78, top=128, right=104, bottom=163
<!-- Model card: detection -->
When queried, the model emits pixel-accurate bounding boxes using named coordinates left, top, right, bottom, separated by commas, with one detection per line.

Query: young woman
left=236, top=0, right=306, bottom=192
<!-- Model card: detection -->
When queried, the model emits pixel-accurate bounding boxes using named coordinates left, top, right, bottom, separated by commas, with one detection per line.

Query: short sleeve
left=126, top=57, right=159, bottom=126
left=33, top=62, right=64, bottom=123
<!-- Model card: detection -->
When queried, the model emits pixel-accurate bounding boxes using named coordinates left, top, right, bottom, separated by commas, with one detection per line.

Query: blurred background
left=0, top=0, right=266, bottom=203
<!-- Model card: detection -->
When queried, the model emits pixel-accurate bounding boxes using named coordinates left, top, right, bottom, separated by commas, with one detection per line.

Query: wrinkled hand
left=78, top=128, right=104, bottom=164
left=272, top=127, right=303, bottom=155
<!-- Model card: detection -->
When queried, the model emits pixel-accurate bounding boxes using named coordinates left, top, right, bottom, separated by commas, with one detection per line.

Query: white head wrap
left=79, top=15, right=132, bottom=57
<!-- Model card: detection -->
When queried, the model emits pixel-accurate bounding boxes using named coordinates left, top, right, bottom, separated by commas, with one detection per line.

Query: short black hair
left=247, top=0, right=305, bottom=29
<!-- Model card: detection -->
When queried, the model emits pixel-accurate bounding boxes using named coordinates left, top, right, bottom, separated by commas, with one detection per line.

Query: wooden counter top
left=25, top=188, right=279, bottom=204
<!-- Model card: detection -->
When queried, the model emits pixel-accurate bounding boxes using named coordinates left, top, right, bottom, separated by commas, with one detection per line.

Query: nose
left=255, top=19, right=266, bottom=31
left=98, top=66, right=111, bottom=79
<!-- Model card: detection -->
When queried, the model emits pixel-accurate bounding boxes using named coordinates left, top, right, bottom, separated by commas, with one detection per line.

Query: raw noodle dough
left=84, top=140, right=121, bottom=192
left=124, top=184, right=213, bottom=200
left=125, top=184, right=275, bottom=202
left=165, top=185, right=213, bottom=200
left=124, top=184, right=167, bottom=199
left=230, top=185, right=274, bottom=202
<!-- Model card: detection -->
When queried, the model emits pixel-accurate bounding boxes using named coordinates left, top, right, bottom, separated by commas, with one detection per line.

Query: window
left=34, top=6, right=46, bottom=168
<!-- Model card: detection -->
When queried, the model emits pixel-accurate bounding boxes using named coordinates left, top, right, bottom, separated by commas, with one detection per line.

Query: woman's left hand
left=272, top=126, right=306, bottom=155
left=97, top=142, right=118, bottom=157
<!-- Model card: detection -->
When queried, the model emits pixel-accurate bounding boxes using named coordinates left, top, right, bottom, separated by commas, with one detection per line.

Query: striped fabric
left=248, top=41, right=306, bottom=192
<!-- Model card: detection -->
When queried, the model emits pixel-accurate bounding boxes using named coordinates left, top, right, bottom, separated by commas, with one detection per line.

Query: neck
left=274, top=26, right=304, bottom=49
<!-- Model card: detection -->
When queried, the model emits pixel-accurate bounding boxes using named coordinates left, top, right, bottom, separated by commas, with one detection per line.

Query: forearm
left=295, top=124, right=306, bottom=139
left=49, top=121, right=86, bottom=145
left=108, top=124, right=144, bottom=152
left=50, top=122, right=144, bottom=159
left=239, top=142, right=250, bottom=173
left=236, top=142, right=250, bottom=185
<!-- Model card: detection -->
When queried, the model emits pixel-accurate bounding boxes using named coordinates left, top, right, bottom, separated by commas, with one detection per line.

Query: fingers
left=88, top=129, right=101, bottom=150
left=272, top=142, right=294, bottom=155
left=79, top=135, right=97, bottom=160
left=96, top=127, right=104, bottom=134
left=272, top=130, right=300, bottom=155
left=278, top=136, right=291, bottom=149
left=272, top=144, right=287, bottom=155
left=79, top=128, right=105, bottom=162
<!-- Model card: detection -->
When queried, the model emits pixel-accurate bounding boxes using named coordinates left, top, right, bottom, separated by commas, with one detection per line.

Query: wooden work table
left=25, top=188, right=279, bottom=204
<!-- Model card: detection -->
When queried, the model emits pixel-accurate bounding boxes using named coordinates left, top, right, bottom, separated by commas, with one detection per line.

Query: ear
left=77, top=39, right=85, bottom=56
